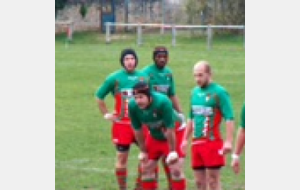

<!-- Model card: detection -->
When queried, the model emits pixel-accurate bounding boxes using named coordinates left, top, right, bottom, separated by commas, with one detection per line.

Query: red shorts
left=112, top=122, right=136, bottom=146
left=146, top=135, right=170, bottom=160
left=191, top=139, right=225, bottom=169
left=144, top=123, right=185, bottom=160
left=175, top=121, right=186, bottom=158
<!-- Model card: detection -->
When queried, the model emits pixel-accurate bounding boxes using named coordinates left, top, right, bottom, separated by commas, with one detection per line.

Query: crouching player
left=129, top=81, right=186, bottom=190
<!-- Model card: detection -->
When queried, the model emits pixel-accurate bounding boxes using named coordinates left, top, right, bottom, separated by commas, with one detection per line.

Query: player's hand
left=103, top=113, right=116, bottom=121
left=138, top=151, right=148, bottom=163
left=231, top=154, right=240, bottom=174
left=166, top=151, right=179, bottom=165
left=180, top=140, right=188, bottom=155
left=178, top=113, right=186, bottom=123
left=218, top=141, right=232, bottom=155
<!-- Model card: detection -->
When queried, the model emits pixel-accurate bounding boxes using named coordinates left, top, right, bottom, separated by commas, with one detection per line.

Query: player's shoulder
left=153, top=92, right=171, bottom=104
left=135, top=69, right=148, bottom=77
left=211, top=83, right=228, bottom=94
left=210, top=83, right=231, bottom=99
left=191, top=86, right=200, bottom=94
left=141, top=64, right=153, bottom=72
left=107, top=69, right=123, bottom=79
left=163, top=66, right=173, bottom=74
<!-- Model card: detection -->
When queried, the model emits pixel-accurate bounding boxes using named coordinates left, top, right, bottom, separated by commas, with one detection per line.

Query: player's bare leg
left=141, top=159, right=159, bottom=190
left=193, top=169, right=207, bottom=190
left=115, top=151, right=129, bottom=190
left=168, top=158, right=186, bottom=190
left=161, top=158, right=172, bottom=190
left=207, top=168, right=221, bottom=190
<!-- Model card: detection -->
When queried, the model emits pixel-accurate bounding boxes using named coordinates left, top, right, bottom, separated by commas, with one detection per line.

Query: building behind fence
left=55, top=0, right=244, bottom=34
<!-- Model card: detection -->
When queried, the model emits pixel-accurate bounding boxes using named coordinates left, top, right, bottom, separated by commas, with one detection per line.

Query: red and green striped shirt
left=189, top=82, right=234, bottom=140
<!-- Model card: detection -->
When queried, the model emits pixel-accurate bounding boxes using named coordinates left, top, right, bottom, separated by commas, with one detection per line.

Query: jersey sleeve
left=128, top=100, right=142, bottom=130
left=95, top=75, right=114, bottom=100
left=168, top=72, right=176, bottom=96
left=162, top=98, right=175, bottom=128
left=217, top=89, right=234, bottom=121
left=240, top=103, right=245, bottom=128
left=188, top=91, right=194, bottom=119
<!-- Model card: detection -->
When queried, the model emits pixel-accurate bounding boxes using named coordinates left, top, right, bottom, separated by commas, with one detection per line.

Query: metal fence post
left=243, top=25, right=245, bottom=48
left=207, top=25, right=212, bottom=50
left=106, top=22, right=111, bottom=44
left=172, top=24, right=176, bottom=47
left=137, top=23, right=142, bottom=46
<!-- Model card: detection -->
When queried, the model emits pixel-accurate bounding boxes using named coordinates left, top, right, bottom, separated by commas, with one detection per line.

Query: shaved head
left=193, top=60, right=212, bottom=87
left=193, top=60, right=211, bottom=74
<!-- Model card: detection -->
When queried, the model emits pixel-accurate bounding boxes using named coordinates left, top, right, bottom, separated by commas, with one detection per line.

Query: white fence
left=105, top=22, right=245, bottom=50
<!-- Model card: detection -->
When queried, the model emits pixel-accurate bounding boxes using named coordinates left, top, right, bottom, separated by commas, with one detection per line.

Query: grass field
left=55, top=31, right=245, bottom=190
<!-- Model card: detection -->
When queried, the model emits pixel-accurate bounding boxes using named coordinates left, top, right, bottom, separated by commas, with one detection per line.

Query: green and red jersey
left=188, top=82, right=234, bottom=140
left=95, top=69, right=149, bottom=124
left=142, top=64, right=176, bottom=97
left=129, top=92, right=181, bottom=140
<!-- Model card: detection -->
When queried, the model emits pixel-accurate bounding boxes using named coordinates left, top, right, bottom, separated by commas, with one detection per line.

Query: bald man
left=181, top=61, right=235, bottom=190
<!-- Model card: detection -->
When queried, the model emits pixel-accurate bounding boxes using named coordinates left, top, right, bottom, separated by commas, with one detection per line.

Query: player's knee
left=141, top=170, right=156, bottom=180
left=116, top=153, right=128, bottom=167
left=208, top=175, right=220, bottom=190
left=169, top=159, right=185, bottom=180
left=195, top=180, right=207, bottom=190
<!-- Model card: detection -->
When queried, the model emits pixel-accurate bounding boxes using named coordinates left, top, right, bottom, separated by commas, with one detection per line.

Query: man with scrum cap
left=129, top=81, right=186, bottom=190
left=95, top=48, right=148, bottom=190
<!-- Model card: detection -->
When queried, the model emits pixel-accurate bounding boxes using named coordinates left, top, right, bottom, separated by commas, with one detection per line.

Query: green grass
left=55, top=31, right=245, bottom=190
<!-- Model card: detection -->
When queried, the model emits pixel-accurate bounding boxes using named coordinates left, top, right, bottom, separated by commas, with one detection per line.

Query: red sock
left=171, top=179, right=186, bottom=190
left=115, top=168, right=127, bottom=190
left=142, top=179, right=157, bottom=190
left=134, top=163, right=142, bottom=190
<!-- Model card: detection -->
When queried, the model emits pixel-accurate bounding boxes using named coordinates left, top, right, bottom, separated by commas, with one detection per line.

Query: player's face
left=134, top=93, right=150, bottom=109
left=193, top=68, right=210, bottom=87
left=123, top=54, right=136, bottom=72
left=154, top=53, right=168, bottom=68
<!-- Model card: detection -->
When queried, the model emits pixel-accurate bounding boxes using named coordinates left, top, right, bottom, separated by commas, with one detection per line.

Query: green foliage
left=55, top=0, right=68, bottom=18
left=80, top=3, right=88, bottom=19
left=184, top=0, right=245, bottom=28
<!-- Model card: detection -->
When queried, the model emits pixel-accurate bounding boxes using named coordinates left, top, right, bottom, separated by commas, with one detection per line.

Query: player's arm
left=128, top=101, right=146, bottom=152
left=233, top=127, right=245, bottom=157
left=162, top=100, right=179, bottom=165
left=168, top=73, right=184, bottom=119
left=95, top=76, right=115, bottom=120
left=218, top=90, right=235, bottom=155
left=162, top=100, right=177, bottom=152
left=181, top=106, right=194, bottom=154
left=231, top=103, right=245, bottom=173
left=231, top=126, right=245, bottom=174
left=170, top=95, right=183, bottom=113
left=233, top=103, right=245, bottom=156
